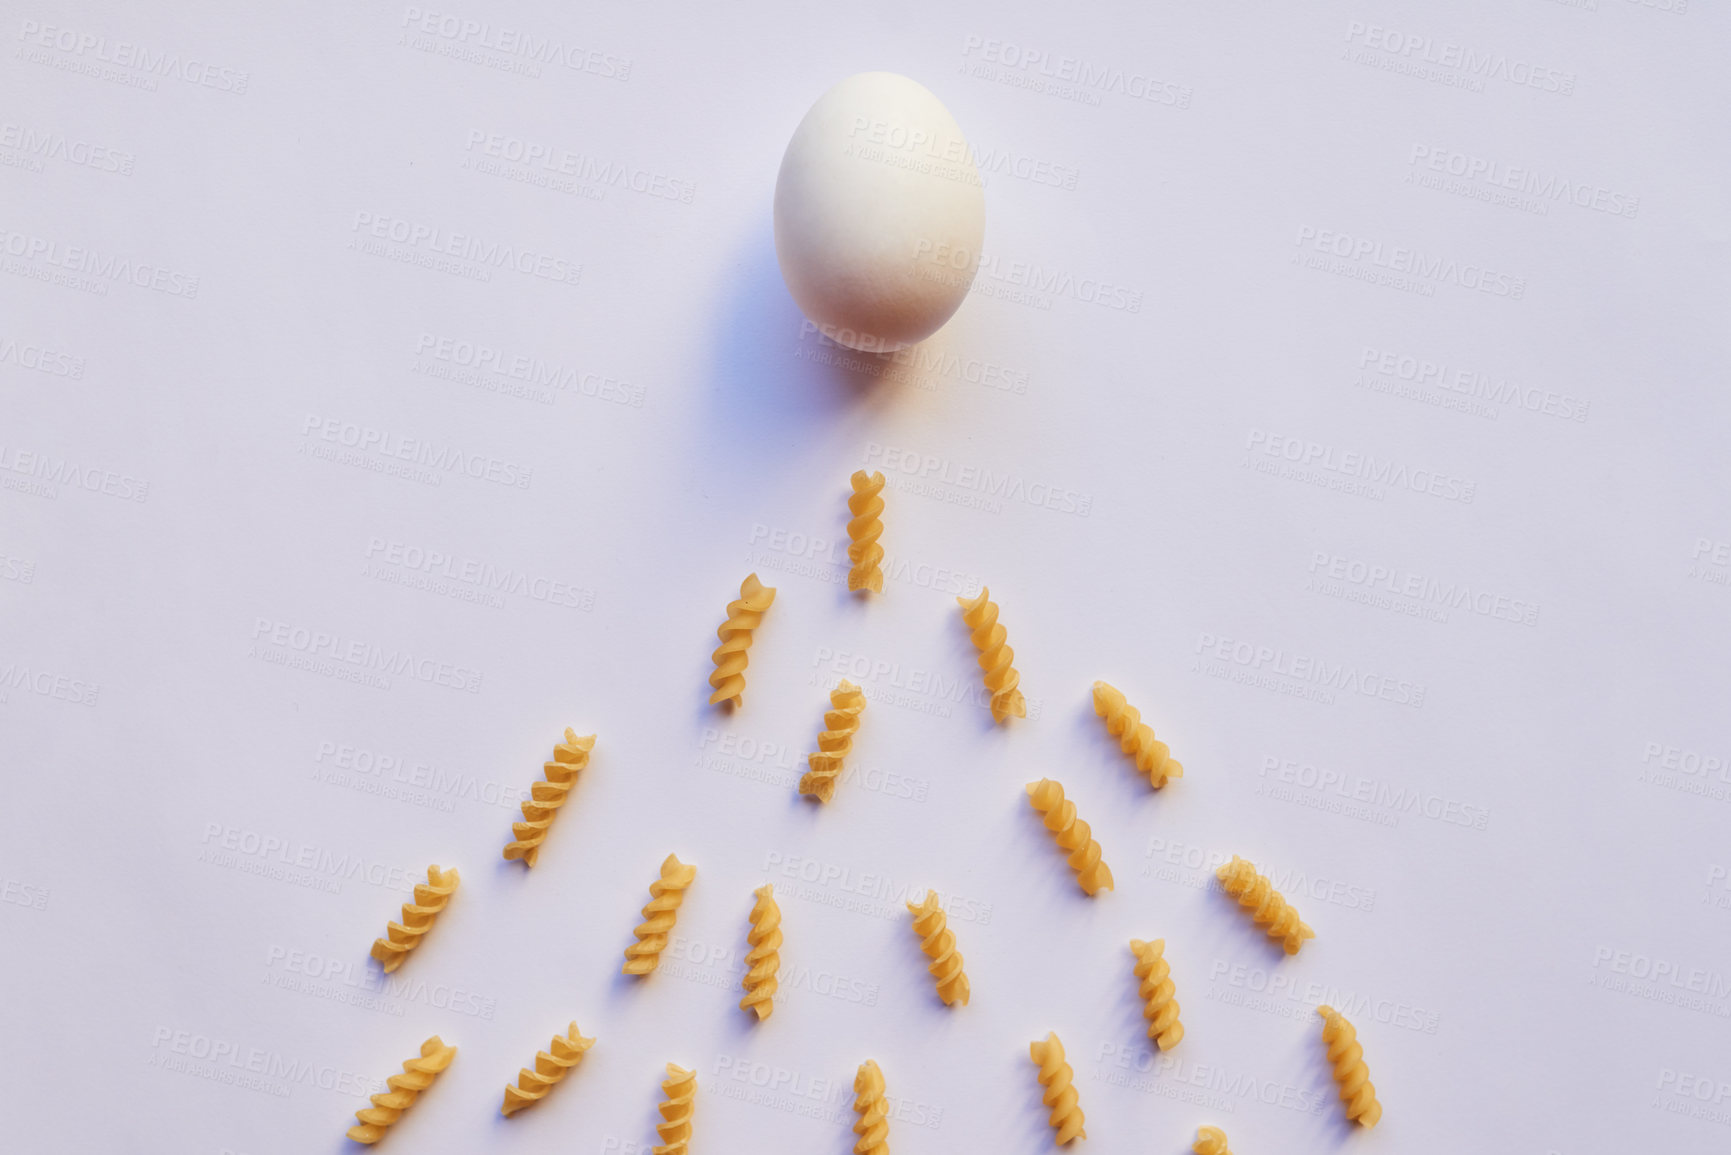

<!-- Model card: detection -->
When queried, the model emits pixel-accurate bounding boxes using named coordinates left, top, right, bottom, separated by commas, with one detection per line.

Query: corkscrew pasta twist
left=370, top=865, right=459, bottom=973
left=708, top=573, right=776, bottom=707
left=624, top=854, right=697, bottom=975
left=1318, top=1005, right=1382, bottom=1127
left=654, top=1063, right=697, bottom=1155
left=798, top=678, right=866, bottom=803
left=503, top=728, right=594, bottom=866
left=847, top=470, right=886, bottom=593
left=1092, top=680, right=1184, bottom=788
left=1026, top=779, right=1115, bottom=895
left=1193, top=1125, right=1232, bottom=1155
left=852, top=1059, right=889, bottom=1155
left=1130, top=938, right=1184, bottom=1051
left=1215, top=855, right=1314, bottom=954
left=739, top=884, right=782, bottom=1021
left=1029, top=1032, right=1085, bottom=1145
left=906, top=889, right=970, bottom=1006
left=501, top=1022, right=594, bottom=1116
left=346, top=1035, right=456, bottom=1144
left=957, top=586, right=1025, bottom=723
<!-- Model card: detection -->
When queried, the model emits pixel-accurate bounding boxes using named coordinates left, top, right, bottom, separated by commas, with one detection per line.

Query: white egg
left=773, top=72, right=986, bottom=353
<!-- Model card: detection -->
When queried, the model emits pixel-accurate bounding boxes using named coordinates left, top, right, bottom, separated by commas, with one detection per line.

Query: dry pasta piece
left=654, top=1063, right=697, bottom=1155
left=501, top=1022, right=594, bottom=1116
left=957, top=586, right=1025, bottom=723
left=347, top=1035, right=456, bottom=1143
left=1130, top=938, right=1184, bottom=1050
left=852, top=1059, right=888, bottom=1154
left=906, top=889, right=969, bottom=1006
left=1318, top=1005, right=1382, bottom=1127
left=1216, top=855, right=1313, bottom=954
left=1193, top=1125, right=1231, bottom=1154
left=624, top=854, right=697, bottom=975
left=739, top=884, right=781, bottom=1021
left=1029, top=1032, right=1085, bottom=1145
left=1026, top=779, right=1114, bottom=895
left=708, top=574, right=776, bottom=707
left=1092, top=680, right=1183, bottom=788
left=370, top=865, right=458, bottom=972
left=847, top=470, right=886, bottom=593
left=798, top=679, right=866, bottom=802
left=503, top=729, right=594, bottom=866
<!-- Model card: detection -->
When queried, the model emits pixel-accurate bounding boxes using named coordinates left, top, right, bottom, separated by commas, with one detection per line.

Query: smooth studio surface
left=3, top=4, right=1729, bottom=1155
left=774, top=72, right=986, bottom=352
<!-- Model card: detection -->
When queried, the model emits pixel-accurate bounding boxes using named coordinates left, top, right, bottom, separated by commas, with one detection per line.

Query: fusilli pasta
left=906, top=889, right=970, bottom=1006
left=1318, top=1005, right=1382, bottom=1127
left=1092, top=680, right=1183, bottom=788
left=739, top=884, right=781, bottom=1021
left=1029, top=1032, right=1085, bottom=1145
left=624, top=854, right=697, bottom=975
left=798, top=678, right=866, bottom=802
left=1130, top=937, right=1184, bottom=1050
left=1215, top=856, right=1313, bottom=954
left=370, top=865, right=458, bottom=973
left=1026, top=779, right=1114, bottom=895
left=503, top=729, right=594, bottom=866
left=346, top=1035, right=455, bottom=1144
left=957, top=587, right=1025, bottom=723
left=654, top=1063, right=697, bottom=1155
left=501, top=1022, right=594, bottom=1116
left=708, top=573, right=776, bottom=707
left=847, top=470, right=886, bottom=593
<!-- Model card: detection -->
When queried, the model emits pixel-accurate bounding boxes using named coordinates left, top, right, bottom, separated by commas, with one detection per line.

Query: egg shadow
left=691, top=221, right=906, bottom=491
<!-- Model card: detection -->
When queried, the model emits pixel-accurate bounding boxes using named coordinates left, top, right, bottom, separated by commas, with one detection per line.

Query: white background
left=4, top=3, right=1730, bottom=1153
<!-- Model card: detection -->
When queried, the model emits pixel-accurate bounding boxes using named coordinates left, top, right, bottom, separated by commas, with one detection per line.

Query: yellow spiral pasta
left=1026, top=779, right=1114, bottom=895
left=957, top=586, right=1025, bottom=723
left=370, top=865, right=459, bottom=973
left=503, top=728, right=595, bottom=866
left=847, top=470, right=886, bottom=593
left=1318, top=1005, right=1382, bottom=1127
left=1193, top=1125, right=1232, bottom=1155
left=346, top=1035, right=456, bottom=1144
left=1029, top=1032, right=1085, bottom=1145
left=654, top=1063, right=697, bottom=1155
left=852, top=1059, right=889, bottom=1155
left=501, top=1022, right=594, bottom=1116
left=739, top=884, right=782, bottom=1021
left=1092, top=680, right=1184, bottom=788
left=798, top=678, right=866, bottom=803
left=708, top=573, right=776, bottom=707
left=905, top=889, right=970, bottom=1006
left=624, top=854, right=697, bottom=976
left=1130, top=938, right=1184, bottom=1051
left=1215, top=855, right=1314, bottom=954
